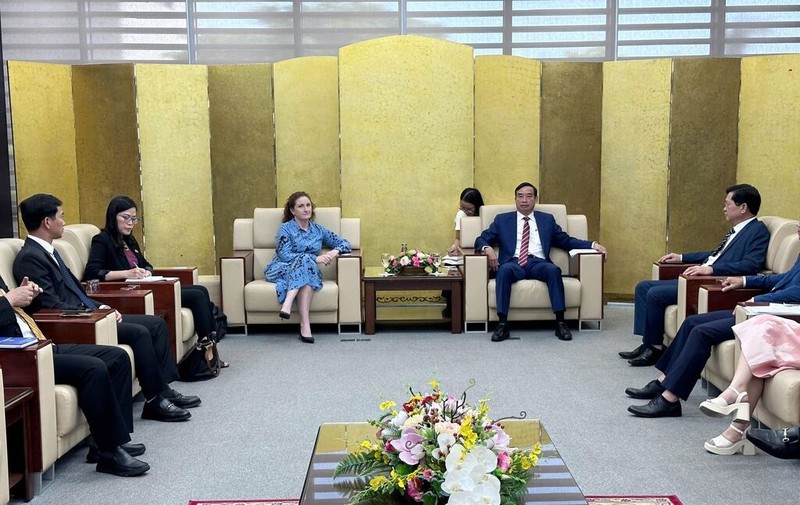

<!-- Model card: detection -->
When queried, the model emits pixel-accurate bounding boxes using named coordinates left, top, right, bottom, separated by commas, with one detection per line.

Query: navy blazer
left=747, top=254, right=800, bottom=303
left=84, top=230, right=153, bottom=281
left=680, top=219, right=769, bottom=276
left=474, top=210, right=593, bottom=265
left=13, top=238, right=94, bottom=310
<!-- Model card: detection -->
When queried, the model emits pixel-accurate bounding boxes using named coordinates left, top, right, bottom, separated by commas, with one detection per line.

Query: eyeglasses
left=117, top=214, right=139, bottom=224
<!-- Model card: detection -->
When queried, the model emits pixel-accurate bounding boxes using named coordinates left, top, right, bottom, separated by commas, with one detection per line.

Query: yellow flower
left=520, top=458, right=531, bottom=470
left=360, top=440, right=373, bottom=450
left=369, top=476, right=388, bottom=490
left=380, top=400, right=396, bottom=410
left=429, top=380, right=439, bottom=388
left=533, top=442, right=542, bottom=455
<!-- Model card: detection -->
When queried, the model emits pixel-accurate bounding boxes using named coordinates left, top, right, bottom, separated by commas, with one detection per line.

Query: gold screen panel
left=667, top=58, right=740, bottom=253
left=738, top=55, right=800, bottom=219
left=339, top=36, right=474, bottom=264
left=135, top=64, right=215, bottom=273
left=539, top=62, right=602, bottom=234
left=601, top=59, right=672, bottom=298
left=208, top=64, right=275, bottom=260
left=274, top=57, right=340, bottom=207
left=474, top=56, right=541, bottom=205
left=8, top=61, right=79, bottom=230
left=72, top=64, right=141, bottom=227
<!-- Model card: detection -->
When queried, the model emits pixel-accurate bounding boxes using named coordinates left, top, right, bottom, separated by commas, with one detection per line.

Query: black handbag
left=178, top=335, right=221, bottom=381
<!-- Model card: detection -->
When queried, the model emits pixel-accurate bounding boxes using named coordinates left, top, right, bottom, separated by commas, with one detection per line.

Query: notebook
left=0, top=336, right=39, bottom=349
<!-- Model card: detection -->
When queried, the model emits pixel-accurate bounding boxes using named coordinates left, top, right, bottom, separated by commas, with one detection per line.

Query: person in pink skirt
left=699, top=314, right=800, bottom=456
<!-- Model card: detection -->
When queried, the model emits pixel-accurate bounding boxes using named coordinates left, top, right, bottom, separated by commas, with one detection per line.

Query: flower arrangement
left=385, top=249, right=440, bottom=275
left=333, top=381, right=541, bottom=505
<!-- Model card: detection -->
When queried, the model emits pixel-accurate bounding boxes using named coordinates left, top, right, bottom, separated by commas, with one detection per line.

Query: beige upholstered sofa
left=458, top=204, right=604, bottom=332
left=656, top=216, right=800, bottom=347
left=0, top=370, right=8, bottom=505
left=57, top=223, right=202, bottom=361
left=220, top=207, right=362, bottom=333
left=0, top=238, right=125, bottom=494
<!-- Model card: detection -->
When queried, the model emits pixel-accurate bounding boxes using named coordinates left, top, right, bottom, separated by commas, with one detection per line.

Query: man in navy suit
left=475, top=182, right=606, bottom=342
left=626, top=220, right=800, bottom=419
left=620, top=184, right=769, bottom=366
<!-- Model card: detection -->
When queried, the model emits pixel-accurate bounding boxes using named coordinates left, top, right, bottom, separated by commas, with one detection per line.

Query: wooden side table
left=5, top=386, right=35, bottom=502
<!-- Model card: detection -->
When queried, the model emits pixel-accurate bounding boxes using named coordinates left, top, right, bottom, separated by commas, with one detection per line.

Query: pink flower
left=412, top=256, right=421, bottom=267
left=497, top=452, right=511, bottom=472
left=389, top=428, right=425, bottom=465
left=406, top=477, right=424, bottom=502
left=421, top=468, right=435, bottom=481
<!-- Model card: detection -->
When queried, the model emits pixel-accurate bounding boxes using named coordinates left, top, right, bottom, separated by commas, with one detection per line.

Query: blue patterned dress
left=264, top=219, right=351, bottom=303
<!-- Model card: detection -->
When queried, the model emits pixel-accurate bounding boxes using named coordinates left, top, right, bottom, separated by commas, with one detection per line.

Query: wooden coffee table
left=299, top=420, right=586, bottom=505
left=362, top=266, right=463, bottom=334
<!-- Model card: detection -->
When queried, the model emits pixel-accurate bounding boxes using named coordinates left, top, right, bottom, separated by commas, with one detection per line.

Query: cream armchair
left=655, top=216, right=799, bottom=347
left=459, top=204, right=604, bottom=332
left=220, top=207, right=362, bottom=334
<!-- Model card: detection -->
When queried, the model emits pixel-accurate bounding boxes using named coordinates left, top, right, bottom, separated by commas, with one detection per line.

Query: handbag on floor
left=178, top=334, right=221, bottom=381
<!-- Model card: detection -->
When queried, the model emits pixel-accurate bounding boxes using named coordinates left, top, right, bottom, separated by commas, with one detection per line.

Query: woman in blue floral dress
left=265, top=192, right=351, bottom=343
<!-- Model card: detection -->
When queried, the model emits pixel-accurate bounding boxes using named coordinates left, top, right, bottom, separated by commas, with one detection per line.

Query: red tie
left=519, top=217, right=530, bottom=267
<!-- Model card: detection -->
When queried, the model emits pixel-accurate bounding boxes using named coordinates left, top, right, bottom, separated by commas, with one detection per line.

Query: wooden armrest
left=152, top=267, right=196, bottom=286
left=680, top=275, right=722, bottom=317
left=699, top=285, right=765, bottom=313
left=654, top=262, right=699, bottom=280
left=33, top=308, right=116, bottom=345
left=90, top=289, right=153, bottom=315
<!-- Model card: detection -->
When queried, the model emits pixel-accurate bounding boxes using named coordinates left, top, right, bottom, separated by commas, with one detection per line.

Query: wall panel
left=208, top=64, right=275, bottom=259
left=72, top=64, right=141, bottom=227
left=339, top=36, right=473, bottom=264
left=274, top=57, right=340, bottom=207
left=540, top=62, right=602, bottom=234
left=667, top=58, right=740, bottom=253
left=7, top=61, right=79, bottom=231
left=601, top=59, right=672, bottom=299
left=136, top=64, right=215, bottom=273
left=474, top=56, right=541, bottom=205
left=738, top=55, right=800, bottom=219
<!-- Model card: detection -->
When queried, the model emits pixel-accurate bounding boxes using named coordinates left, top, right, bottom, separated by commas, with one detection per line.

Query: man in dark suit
left=475, top=182, right=607, bottom=342
left=0, top=274, right=149, bottom=476
left=620, top=184, right=769, bottom=367
left=13, top=194, right=199, bottom=423
left=626, top=222, right=800, bottom=419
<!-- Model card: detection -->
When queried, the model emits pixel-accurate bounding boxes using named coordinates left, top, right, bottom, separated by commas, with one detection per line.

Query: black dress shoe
left=87, top=442, right=146, bottom=463
left=619, top=344, right=647, bottom=359
left=491, top=323, right=510, bottom=342
left=627, top=395, right=682, bottom=418
left=747, top=427, right=800, bottom=459
left=142, top=396, right=191, bottom=422
left=628, top=346, right=664, bottom=367
left=625, top=379, right=666, bottom=399
left=555, top=321, right=572, bottom=341
left=95, top=447, right=150, bottom=477
left=162, top=387, right=201, bottom=408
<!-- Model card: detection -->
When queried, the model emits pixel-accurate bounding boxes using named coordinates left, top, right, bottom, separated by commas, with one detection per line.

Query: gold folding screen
left=738, top=55, right=800, bottom=219
left=339, top=36, right=474, bottom=261
left=208, top=64, right=276, bottom=261
left=274, top=57, right=340, bottom=207
left=8, top=62, right=79, bottom=232
left=474, top=56, right=541, bottom=205
left=135, top=64, right=216, bottom=273
left=7, top=45, right=797, bottom=296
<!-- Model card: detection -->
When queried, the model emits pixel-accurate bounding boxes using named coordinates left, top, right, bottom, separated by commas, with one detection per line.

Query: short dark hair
left=282, top=191, right=315, bottom=223
left=459, top=187, right=484, bottom=211
left=514, top=182, right=538, bottom=198
left=727, top=184, right=761, bottom=216
left=19, top=193, right=62, bottom=232
left=104, top=196, right=139, bottom=249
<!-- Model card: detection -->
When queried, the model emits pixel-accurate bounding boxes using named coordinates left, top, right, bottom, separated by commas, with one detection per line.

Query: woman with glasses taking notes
left=84, top=196, right=219, bottom=344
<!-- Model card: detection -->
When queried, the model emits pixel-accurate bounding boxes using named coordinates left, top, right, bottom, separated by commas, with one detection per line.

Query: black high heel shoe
left=279, top=311, right=290, bottom=320
left=299, top=332, right=315, bottom=344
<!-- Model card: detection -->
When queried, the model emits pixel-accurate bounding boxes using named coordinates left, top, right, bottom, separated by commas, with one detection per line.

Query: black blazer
left=13, top=238, right=92, bottom=310
left=84, top=230, right=153, bottom=281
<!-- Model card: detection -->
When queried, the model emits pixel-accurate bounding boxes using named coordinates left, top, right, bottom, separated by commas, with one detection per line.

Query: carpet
left=188, top=497, right=682, bottom=505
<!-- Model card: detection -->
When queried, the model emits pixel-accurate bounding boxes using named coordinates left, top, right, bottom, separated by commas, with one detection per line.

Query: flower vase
left=398, top=266, right=427, bottom=276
